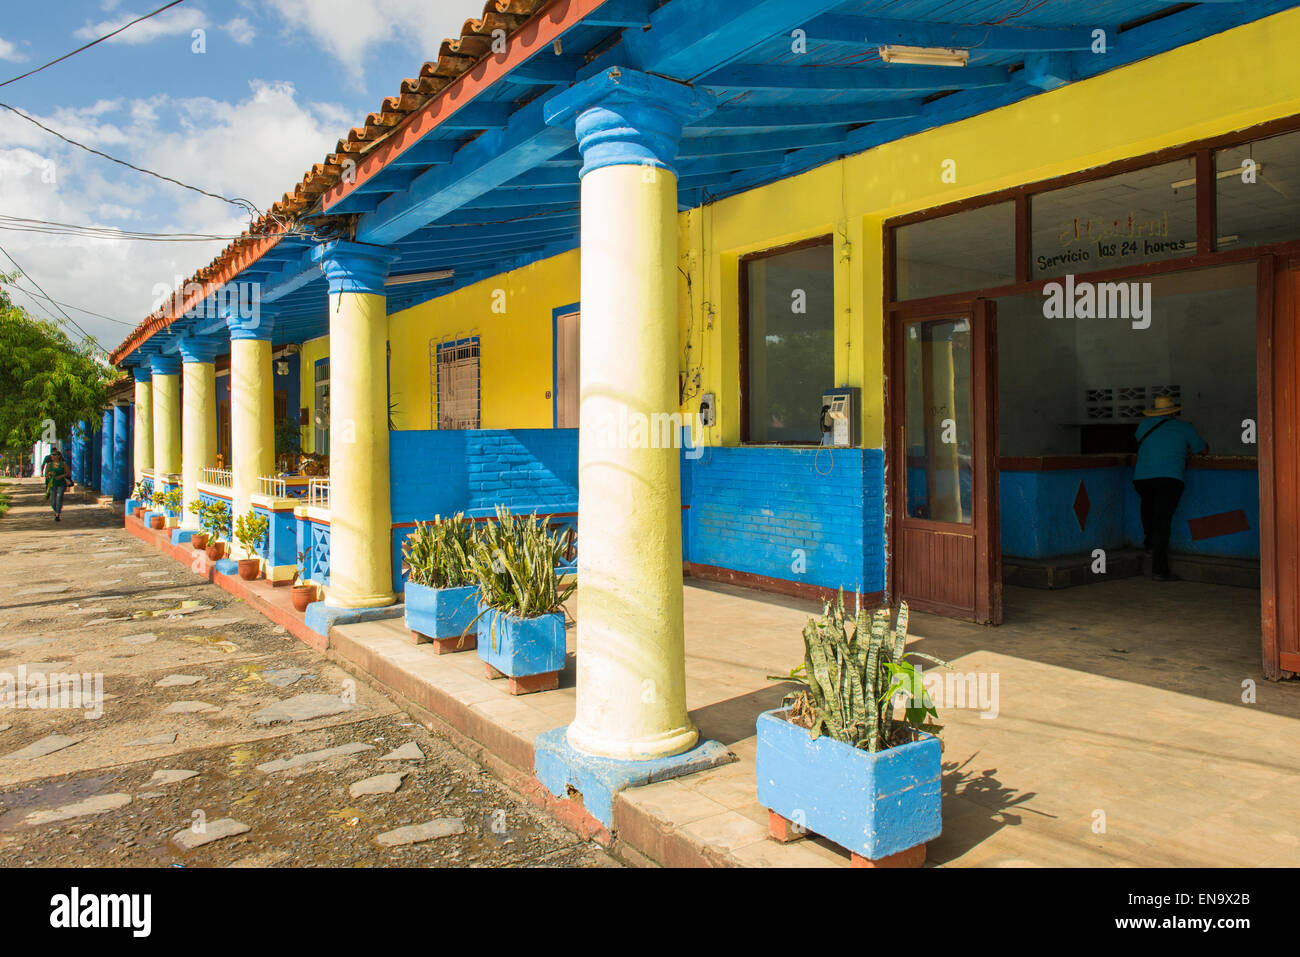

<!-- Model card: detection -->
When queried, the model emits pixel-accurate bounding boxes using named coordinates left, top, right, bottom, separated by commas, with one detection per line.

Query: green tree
left=0, top=276, right=119, bottom=454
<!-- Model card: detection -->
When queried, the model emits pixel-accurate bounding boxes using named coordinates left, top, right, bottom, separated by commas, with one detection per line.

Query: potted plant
left=203, top=501, right=230, bottom=561
left=187, top=499, right=209, bottom=549
left=232, top=510, right=268, bottom=581
left=758, top=595, right=947, bottom=867
left=130, top=482, right=148, bottom=519
left=402, top=513, right=478, bottom=652
left=149, top=489, right=167, bottom=529
left=162, top=487, right=184, bottom=527
left=290, top=551, right=317, bottom=612
left=467, top=507, right=575, bottom=694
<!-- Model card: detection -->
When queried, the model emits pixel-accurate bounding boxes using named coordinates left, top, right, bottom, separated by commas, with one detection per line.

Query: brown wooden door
left=892, top=300, right=1001, bottom=623
left=1262, top=256, right=1300, bottom=676
left=218, top=399, right=231, bottom=468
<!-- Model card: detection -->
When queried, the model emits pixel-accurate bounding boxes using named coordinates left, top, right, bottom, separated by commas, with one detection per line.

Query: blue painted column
left=89, top=426, right=102, bottom=491
left=99, top=409, right=114, bottom=495
left=112, top=402, right=132, bottom=499
left=68, top=426, right=83, bottom=485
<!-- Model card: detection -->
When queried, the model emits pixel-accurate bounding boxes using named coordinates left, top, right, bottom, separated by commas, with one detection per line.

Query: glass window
left=903, top=317, right=973, bottom=523
left=895, top=202, right=1015, bottom=299
left=436, top=338, right=481, bottom=430
left=1031, top=158, right=1197, bottom=278
left=1216, top=128, right=1300, bottom=251
left=743, top=241, right=835, bottom=444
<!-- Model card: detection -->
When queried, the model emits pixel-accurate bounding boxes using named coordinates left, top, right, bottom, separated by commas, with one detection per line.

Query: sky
left=0, top=0, right=476, bottom=353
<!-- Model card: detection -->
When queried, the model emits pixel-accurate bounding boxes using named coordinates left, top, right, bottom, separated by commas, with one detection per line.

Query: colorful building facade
left=106, top=0, right=1300, bottom=779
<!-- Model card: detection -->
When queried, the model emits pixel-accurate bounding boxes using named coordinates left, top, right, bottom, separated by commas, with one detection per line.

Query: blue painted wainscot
left=477, top=606, right=565, bottom=678
left=755, top=709, right=942, bottom=861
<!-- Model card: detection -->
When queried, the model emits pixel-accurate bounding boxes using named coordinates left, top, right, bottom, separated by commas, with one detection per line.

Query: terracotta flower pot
left=191, top=532, right=209, bottom=550
left=237, top=558, right=261, bottom=581
left=290, top=584, right=316, bottom=612
left=206, top=542, right=225, bottom=562
left=133, top=507, right=145, bottom=520
left=149, top=515, right=165, bottom=530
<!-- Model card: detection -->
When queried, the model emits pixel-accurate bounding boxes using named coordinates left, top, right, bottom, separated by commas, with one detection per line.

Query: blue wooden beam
left=437, top=102, right=513, bottom=129
left=356, top=96, right=576, bottom=245
left=677, top=151, right=787, bottom=175
left=583, top=0, right=657, bottom=27
left=400, top=227, right=579, bottom=256
left=699, top=63, right=1010, bottom=92
left=448, top=185, right=580, bottom=208
left=506, top=54, right=587, bottom=84
left=679, top=128, right=846, bottom=158
left=385, top=138, right=460, bottom=168
left=696, top=100, right=924, bottom=129
left=409, top=214, right=580, bottom=242
left=1024, top=52, right=1072, bottom=91
left=614, top=0, right=849, bottom=81
left=801, top=15, right=1107, bottom=53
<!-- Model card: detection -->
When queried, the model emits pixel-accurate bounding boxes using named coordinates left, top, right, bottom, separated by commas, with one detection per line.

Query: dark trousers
left=50, top=485, right=65, bottom=514
left=1134, top=478, right=1184, bottom=576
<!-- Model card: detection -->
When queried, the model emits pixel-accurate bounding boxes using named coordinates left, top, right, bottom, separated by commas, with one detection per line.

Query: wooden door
left=218, top=399, right=231, bottom=468
left=556, top=311, right=580, bottom=428
left=892, top=300, right=1001, bottom=623
left=1262, top=256, right=1299, bottom=676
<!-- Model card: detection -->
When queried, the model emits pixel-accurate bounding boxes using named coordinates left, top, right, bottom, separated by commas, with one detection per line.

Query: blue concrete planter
left=404, top=582, right=478, bottom=641
left=476, top=604, right=565, bottom=677
left=755, top=708, right=941, bottom=861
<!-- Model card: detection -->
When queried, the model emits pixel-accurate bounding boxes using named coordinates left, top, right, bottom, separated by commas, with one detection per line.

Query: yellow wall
left=299, top=334, right=329, bottom=453
left=386, top=249, right=579, bottom=430
left=377, top=9, right=1300, bottom=449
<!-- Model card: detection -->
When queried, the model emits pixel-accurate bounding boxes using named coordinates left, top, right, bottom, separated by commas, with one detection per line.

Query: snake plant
left=402, top=512, right=477, bottom=589
left=468, top=506, right=576, bottom=622
left=770, top=592, right=948, bottom=752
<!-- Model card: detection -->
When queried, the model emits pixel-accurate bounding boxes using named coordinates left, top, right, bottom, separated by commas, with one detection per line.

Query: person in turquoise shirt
left=1133, top=396, right=1207, bottom=581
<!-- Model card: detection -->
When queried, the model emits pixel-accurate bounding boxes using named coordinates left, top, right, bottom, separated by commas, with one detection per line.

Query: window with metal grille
left=435, top=337, right=480, bottom=430
left=314, top=359, right=330, bottom=455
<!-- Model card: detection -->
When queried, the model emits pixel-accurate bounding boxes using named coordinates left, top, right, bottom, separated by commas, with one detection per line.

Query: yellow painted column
left=316, top=242, right=398, bottom=609
left=546, top=69, right=716, bottom=761
left=227, top=332, right=274, bottom=555
left=131, top=367, right=153, bottom=483
left=178, top=338, right=220, bottom=529
left=150, top=355, right=182, bottom=486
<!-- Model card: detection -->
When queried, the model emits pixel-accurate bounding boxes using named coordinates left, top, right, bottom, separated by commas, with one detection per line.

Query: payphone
left=820, top=387, right=860, bottom=447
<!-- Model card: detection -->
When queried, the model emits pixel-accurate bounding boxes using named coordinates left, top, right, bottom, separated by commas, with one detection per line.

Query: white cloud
left=223, top=18, right=257, bottom=46
left=0, top=36, right=24, bottom=62
left=0, top=82, right=348, bottom=350
left=74, top=8, right=209, bottom=45
left=265, top=0, right=469, bottom=85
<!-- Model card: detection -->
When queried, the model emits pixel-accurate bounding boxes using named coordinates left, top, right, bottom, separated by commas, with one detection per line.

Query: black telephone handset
left=820, top=404, right=833, bottom=435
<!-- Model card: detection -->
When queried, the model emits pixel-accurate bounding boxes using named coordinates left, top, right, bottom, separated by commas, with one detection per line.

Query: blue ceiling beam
left=399, top=228, right=579, bottom=256
left=351, top=166, right=422, bottom=195
left=450, top=185, right=580, bottom=208
left=410, top=213, right=581, bottom=242
left=612, top=0, right=850, bottom=81
left=497, top=167, right=581, bottom=189
left=356, top=96, right=576, bottom=245
left=1025, top=52, right=1073, bottom=91
left=505, top=54, right=587, bottom=84
left=437, top=101, right=513, bottom=129
left=385, top=138, right=460, bottom=168
left=699, top=63, right=1010, bottom=92
left=583, top=0, right=657, bottom=28
left=679, top=127, right=846, bottom=157
left=678, top=151, right=787, bottom=175
left=801, top=15, right=1107, bottom=53
left=695, top=100, right=924, bottom=129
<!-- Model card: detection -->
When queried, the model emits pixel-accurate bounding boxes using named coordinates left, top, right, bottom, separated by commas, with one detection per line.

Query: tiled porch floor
left=333, top=577, right=1300, bottom=867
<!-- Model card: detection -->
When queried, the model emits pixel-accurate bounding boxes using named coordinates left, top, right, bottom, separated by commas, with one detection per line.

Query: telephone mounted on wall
left=820, top=387, right=860, bottom=447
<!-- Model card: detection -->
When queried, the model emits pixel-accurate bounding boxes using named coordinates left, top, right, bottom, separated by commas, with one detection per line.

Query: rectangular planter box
left=404, top=582, right=479, bottom=644
left=755, top=708, right=941, bottom=861
left=476, top=604, right=565, bottom=678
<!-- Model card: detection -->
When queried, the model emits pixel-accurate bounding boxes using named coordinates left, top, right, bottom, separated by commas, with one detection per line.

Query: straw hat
left=1143, top=395, right=1181, bottom=417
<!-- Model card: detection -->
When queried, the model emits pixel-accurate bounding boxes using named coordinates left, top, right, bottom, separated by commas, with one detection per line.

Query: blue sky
left=0, top=0, right=472, bottom=351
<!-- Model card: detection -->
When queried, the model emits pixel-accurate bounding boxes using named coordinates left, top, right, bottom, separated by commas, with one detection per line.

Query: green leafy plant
left=131, top=481, right=147, bottom=501
left=274, top=418, right=301, bottom=457
left=468, top=506, right=576, bottom=622
left=402, top=513, right=476, bottom=589
left=186, top=498, right=205, bottom=523
left=769, top=593, right=948, bottom=753
left=163, top=488, right=183, bottom=514
left=293, top=550, right=309, bottom=587
left=233, top=509, right=268, bottom=559
left=201, top=500, right=231, bottom=540
left=150, top=489, right=166, bottom=509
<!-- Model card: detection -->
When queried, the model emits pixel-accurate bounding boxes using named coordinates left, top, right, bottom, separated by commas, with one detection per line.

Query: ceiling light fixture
left=878, top=45, right=970, bottom=67
left=1170, top=164, right=1264, bottom=190
left=384, top=269, right=455, bottom=287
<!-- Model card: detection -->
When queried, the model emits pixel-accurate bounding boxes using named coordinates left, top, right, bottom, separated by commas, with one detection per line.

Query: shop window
left=436, top=337, right=481, bottom=430
left=895, top=201, right=1015, bottom=300
left=1215, top=128, right=1300, bottom=250
left=1031, top=158, right=1197, bottom=278
left=741, top=239, right=835, bottom=444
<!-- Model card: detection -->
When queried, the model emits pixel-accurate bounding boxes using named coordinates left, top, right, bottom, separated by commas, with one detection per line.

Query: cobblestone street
left=0, top=479, right=617, bottom=867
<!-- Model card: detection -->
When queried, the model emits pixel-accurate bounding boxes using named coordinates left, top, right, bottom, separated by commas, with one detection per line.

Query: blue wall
left=683, top=447, right=886, bottom=595
left=1001, top=465, right=1258, bottom=559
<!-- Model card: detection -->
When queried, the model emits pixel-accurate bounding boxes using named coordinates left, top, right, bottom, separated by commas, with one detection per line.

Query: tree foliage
left=0, top=276, right=119, bottom=453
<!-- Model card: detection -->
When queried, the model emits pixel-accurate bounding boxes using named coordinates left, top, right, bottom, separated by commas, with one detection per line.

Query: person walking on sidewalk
left=45, top=449, right=71, bottom=522
left=1133, top=396, right=1207, bottom=582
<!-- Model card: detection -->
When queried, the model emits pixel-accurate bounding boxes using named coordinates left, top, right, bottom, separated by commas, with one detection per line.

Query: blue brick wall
left=683, top=447, right=885, bottom=594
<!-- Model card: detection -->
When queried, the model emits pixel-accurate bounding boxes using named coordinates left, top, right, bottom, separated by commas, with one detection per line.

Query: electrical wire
left=0, top=241, right=105, bottom=351
left=7, top=281, right=135, bottom=327
left=0, top=1, right=188, bottom=88
left=0, top=214, right=241, bottom=243
left=0, top=100, right=262, bottom=217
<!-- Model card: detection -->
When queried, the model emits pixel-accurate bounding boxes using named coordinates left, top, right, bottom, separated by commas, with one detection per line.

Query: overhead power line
left=0, top=100, right=263, bottom=217
left=0, top=241, right=105, bottom=352
left=8, top=281, right=135, bottom=327
left=0, top=1, right=188, bottom=89
left=0, top=214, right=241, bottom=243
